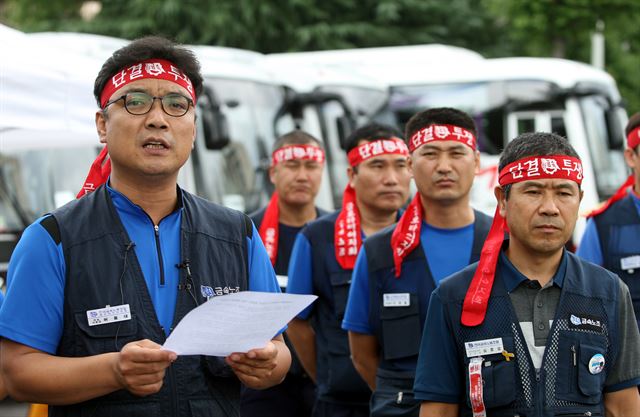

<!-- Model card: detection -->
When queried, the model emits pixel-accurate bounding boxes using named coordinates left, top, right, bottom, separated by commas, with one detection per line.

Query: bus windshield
left=386, top=80, right=561, bottom=154
left=192, top=78, right=288, bottom=213
left=0, top=146, right=98, bottom=220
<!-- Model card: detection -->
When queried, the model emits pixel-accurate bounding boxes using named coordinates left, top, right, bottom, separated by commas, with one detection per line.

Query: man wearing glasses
left=0, top=36, right=290, bottom=416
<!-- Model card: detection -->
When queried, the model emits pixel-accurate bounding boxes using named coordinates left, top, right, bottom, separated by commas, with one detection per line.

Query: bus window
left=580, top=95, right=627, bottom=197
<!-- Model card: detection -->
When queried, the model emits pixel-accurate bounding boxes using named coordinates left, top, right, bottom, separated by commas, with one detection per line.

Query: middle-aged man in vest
left=578, top=112, right=640, bottom=331
left=342, top=107, right=492, bottom=417
left=241, top=130, right=327, bottom=417
left=415, top=132, right=640, bottom=416
left=0, top=36, right=290, bottom=417
left=287, top=123, right=412, bottom=417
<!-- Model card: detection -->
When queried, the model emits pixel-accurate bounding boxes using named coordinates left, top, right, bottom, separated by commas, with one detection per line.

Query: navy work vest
left=594, top=194, right=640, bottom=329
left=250, top=206, right=328, bottom=276
left=249, top=205, right=327, bottom=378
left=364, top=211, right=491, bottom=416
left=439, top=252, right=620, bottom=417
left=48, top=186, right=251, bottom=417
left=303, top=211, right=371, bottom=404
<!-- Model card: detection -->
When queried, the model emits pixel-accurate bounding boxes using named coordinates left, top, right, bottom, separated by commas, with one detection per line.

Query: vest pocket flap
left=380, top=295, right=419, bottom=319
left=381, top=295, right=421, bottom=360
left=464, top=336, right=517, bottom=409
left=577, top=342, right=606, bottom=397
left=74, top=312, right=138, bottom=338
left=556, top=330, right=606, bottom=404
left=329, top=270, right=352, bottom=286
left=329, top=271, right=353, bottom=318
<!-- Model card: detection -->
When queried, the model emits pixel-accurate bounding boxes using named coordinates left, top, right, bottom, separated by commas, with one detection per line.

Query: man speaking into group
left=0, top=36, right=289, bottom=417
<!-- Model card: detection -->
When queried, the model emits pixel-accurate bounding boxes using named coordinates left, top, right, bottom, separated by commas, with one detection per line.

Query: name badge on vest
left=276, top=275, right=289, bottom=289
left=383, top=293, right=410, bottom=307
left=86, top=304, right=131, bottom=326
left=465, top=337, right=504, bottom=358
left=620, top=255, right=640, bottom=273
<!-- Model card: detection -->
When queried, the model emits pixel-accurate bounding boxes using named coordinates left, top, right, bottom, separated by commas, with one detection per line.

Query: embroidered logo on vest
left=569, top=314, right=603, bottom=332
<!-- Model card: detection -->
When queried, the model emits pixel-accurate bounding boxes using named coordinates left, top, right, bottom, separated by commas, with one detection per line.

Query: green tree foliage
left=2, top=0, right=503, bottom=53
left=485, top=0, right=640, bottom=114
left=0, top=0, right=85, bottom=31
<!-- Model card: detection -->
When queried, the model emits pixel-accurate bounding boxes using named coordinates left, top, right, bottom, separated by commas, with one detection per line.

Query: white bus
left=268, top=46, right=629, bottom=242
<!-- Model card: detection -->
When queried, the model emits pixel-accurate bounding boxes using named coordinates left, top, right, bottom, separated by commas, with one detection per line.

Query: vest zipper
left=154, top=224, right=166, bottom=286
left=169, top=365, right=178, bottom=416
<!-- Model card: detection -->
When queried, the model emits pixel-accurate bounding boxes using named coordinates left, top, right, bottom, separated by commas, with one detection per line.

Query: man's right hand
left=113, top=339, right=177, bottom=396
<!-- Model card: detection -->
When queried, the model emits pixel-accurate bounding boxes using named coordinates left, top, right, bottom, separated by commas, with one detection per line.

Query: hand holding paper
left=163, top=291, right=317, bottom=356
left=225, top=339, right=283, bottom=389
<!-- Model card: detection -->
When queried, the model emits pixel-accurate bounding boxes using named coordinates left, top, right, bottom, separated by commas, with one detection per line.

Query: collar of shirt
left=498, top=244, right=568, bottom=293
left=106, top=179, right=185, bottom=220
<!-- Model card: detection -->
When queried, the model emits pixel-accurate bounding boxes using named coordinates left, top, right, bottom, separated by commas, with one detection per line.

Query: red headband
left=461, top=155, right=583, bottom=327
left=347, top=138, right=408, bottom=167
left=271, top=145, right=325, bottom=167
left=409, top=124, right=476, bottom=153
left=260, top=145, right=325, bottom=266
left=335, top=138, right=409, bottom=269
left=628, top=126, right=640, bottom=149
left=498, top=155, right=583, bottom=185
left=100, top=59, right=196, bottom=108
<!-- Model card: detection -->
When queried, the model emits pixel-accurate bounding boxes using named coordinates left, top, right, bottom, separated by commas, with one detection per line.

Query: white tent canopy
left=0, top=24, right=101, bottom=146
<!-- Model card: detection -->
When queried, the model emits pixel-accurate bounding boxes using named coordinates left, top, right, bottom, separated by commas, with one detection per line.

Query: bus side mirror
left=337, top=115, right=355, bottom=150
left=605, top=107, right=625, bottom=150
left=199, top=86, right=230, bottom=150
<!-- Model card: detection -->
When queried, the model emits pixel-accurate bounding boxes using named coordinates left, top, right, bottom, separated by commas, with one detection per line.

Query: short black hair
left=344, top=123, right=403, bottom=154
left=626, top=112, right=640, bottom=151
left=498, top=132, right=580, bottom=171
left=272, top=130, right=323, bottom=153
left=404, top=107, right=477, bottom=144
left=94, top=36, right=204, bottom=107
left=499, top=132, right=581, bottom=197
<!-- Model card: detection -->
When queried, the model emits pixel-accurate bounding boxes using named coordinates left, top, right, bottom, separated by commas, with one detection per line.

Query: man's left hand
left=225, top=341, right=280, bottom=388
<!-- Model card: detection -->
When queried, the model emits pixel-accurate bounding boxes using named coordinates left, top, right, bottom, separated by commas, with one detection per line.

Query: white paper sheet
left=163, top=291, right=317, bottom=356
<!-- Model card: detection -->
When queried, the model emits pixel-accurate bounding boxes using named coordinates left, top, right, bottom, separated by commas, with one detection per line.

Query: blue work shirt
left=577, top=191, right=640, bottom=265
left=0, top=184, right=279, bottom=354
left=342, top=222, right=474, bottom=334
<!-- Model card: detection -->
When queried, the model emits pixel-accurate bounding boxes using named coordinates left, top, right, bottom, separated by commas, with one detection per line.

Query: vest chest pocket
left=74, top=312, right=139, bottom=355
left=556, top=331, right=607, bottom=404
left=329, top=271, right=353, bottom=319
left=380, top=294, right=421, bottom=360
left=464, top=336, right=517, bottom=409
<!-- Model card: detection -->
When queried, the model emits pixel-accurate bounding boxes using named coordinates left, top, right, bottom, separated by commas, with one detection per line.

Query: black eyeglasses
left=103, top=91, right=193, bottom=117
